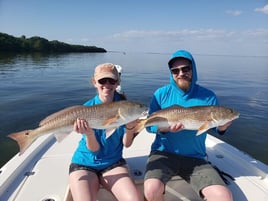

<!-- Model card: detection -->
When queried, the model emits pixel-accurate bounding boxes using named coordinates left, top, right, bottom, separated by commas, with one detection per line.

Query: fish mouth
left=233, top=115, right=240, bottom=120
left=140, top=109, right=149, bottom=119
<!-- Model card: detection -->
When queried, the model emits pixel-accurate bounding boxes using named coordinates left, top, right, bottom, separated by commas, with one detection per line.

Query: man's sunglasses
left=98, top=78, right=118, bottom=85
left=170, top=65, right=192, bottom=74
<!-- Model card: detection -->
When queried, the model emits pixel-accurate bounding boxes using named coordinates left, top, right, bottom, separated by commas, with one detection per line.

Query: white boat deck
left=1, top=129, right=268, bottom=201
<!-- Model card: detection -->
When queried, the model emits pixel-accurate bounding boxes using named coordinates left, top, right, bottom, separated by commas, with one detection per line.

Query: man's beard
left=177, top=77, right=191, bottom=92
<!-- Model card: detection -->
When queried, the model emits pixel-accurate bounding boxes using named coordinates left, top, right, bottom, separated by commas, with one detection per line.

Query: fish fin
left=8, top=130, right=35, bottom=155
left=106, top=108, right=127, bottom=126
left=102, top=115, right=120, bottom=126
left=53, top=125, right=74, bottom=142
left=105, top=128, right=116, bottom=139
left=53, top=132, right=70, bottom=142
left=196, top=122, right=210, bottom=136
left=101, top=108, right=126, bottom=127
left=118, top=108, right=127, bottom=120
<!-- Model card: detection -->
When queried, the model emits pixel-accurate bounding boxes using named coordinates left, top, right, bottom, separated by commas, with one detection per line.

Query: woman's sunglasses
left=98, top=78, right=118, bottom=85
left=170, top=65, right=192, bottom=74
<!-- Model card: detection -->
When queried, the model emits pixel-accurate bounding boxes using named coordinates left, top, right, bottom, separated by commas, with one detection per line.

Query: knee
left=202, top=185, right=233, bottom=201
left=144, top=179, right=164, bottom=201
left=122, top=192, right=141, bottom=201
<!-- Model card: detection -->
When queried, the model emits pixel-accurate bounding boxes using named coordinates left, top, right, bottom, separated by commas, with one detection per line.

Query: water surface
left=0, top=52, right=267, bottom=167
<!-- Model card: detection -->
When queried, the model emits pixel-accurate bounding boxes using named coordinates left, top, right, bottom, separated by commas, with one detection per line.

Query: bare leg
left=69, top=170, right=99, bottom=201
left=100, top=165, right=141, bottom=201
left=144, top=178, right=165, bottom=201
left=201, top=185, right=233, bottom=201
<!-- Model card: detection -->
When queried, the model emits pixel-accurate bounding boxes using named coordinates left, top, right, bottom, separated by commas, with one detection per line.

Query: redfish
left=8, top=100, right=148, bottom=155
left=134, top=105, right=239, bottom=135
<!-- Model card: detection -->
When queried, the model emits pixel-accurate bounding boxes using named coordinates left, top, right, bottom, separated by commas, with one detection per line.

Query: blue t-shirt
left=71, top=92, right=126, bottom=170
left=147, top=50, right=218, bottom=159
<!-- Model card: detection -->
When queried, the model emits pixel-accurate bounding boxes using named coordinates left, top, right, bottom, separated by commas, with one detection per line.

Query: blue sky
left=0, top=0, right=267, bottom=56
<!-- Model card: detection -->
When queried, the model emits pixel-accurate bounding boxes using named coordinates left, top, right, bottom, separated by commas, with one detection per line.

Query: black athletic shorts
left=69, top=158, right=126, bottom=177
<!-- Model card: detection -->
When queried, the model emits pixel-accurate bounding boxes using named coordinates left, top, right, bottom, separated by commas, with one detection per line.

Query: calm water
left=0, top=52, right=267, bottom=167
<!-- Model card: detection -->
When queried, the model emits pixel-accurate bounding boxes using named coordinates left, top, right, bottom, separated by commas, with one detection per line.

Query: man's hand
left=169, top=122, right=184, bottom=132
left=158, top=122, right=184, bottom=133
left=218, top=121, right=233, bottom=133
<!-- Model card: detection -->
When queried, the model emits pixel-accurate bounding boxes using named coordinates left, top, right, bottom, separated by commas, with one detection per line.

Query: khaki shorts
left=144, top=150, right=226, bottom=196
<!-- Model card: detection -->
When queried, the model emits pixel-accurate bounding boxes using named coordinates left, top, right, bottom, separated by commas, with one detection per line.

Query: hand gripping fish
left=8, top=100, right=148, bottom=155
left=134, top=105, right=239, bottom=135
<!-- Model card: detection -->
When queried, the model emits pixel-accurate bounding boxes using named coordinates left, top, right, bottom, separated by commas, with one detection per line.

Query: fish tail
left=8, top=130, right=34, bottom=155
left=132, top=119, right=147, bottom=133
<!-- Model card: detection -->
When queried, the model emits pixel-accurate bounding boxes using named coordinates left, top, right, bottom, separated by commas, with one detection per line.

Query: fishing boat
left=0, top=129, right=268, bottom=201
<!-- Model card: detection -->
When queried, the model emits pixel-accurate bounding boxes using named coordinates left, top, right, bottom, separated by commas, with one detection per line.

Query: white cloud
left=243, top=29, right=268, bottom=37
left=105, top=29, right=268, bottom=55
left=225, top=10, right=242, bottom=16
left=254, top=4, right=268, bottom=14
left=112, top=29, right=264, bottom=41
left=73, top=29, right=268, bottom=56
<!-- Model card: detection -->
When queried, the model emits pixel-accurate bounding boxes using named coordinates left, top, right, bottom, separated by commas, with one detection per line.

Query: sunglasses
left=98, top=78, right=118, bottom=85
left=170, top=65, right=192, bottom=74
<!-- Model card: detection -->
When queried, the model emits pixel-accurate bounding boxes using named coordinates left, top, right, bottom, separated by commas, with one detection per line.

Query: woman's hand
left=74, top=118, right=99, bottom=151
left=74, top=118, right=94, bottom=136
left=124, top=120, right=140, bottom=147
left=125, top=120, right=139, bottom=131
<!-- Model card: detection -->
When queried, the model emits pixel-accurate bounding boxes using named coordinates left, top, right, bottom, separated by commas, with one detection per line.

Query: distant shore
left=0, top=32, right=106, bottom=53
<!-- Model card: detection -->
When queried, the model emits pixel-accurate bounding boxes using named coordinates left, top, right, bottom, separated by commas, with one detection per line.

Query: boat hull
left=1, top=130, right=268, bottom=201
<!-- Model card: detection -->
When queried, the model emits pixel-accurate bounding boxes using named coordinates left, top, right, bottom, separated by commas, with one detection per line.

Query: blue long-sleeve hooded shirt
left=71, top=92, right=126, bottom=170
left=147, top=50, right=218, bottom=159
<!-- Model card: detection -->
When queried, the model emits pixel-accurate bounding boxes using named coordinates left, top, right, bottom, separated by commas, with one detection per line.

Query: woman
left=69, top=63, right=141, bottom=201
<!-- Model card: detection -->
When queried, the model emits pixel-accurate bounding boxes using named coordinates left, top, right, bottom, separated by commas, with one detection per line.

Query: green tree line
left=0, top=32, right=106, bottom=53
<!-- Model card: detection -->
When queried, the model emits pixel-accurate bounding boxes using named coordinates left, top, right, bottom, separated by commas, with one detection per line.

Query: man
left=144, top=50, right=233, bottom=201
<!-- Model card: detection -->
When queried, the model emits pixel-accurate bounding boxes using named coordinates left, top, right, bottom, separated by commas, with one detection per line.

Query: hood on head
left=168, top=50, right=198, bottom=96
